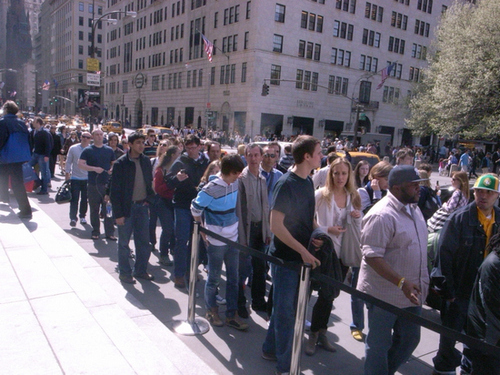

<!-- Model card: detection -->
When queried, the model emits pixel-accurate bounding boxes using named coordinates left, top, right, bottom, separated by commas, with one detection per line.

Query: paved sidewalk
left=1, top=175, right=451, bottom=375
left=0, top=201, right=216, bottom=375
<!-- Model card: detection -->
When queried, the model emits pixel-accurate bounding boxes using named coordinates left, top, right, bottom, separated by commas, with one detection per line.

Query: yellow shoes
left=351, top=329, right=364, bottom=341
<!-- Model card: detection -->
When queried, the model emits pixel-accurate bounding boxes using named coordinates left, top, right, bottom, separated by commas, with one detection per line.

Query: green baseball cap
left=472, top=174, right=500, bottom=192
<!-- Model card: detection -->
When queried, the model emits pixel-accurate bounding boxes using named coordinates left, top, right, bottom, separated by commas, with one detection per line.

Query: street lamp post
left=90, top=10, right=137, bottom=59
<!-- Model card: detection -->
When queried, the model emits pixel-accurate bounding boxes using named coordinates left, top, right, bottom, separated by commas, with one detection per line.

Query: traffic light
left=54, top=97, right=58, bottom=102
left=261, top=83, right=269, bottom=96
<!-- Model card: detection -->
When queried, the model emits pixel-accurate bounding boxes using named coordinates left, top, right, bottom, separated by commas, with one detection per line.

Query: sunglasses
left=160, top=143, right=168, bottom=146
left=81, top=135, right=91, bottom=139
left=264, top=153, right=276, bottom=158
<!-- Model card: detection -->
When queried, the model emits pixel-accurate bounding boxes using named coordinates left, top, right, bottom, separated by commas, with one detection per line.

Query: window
left=314, top=44, right=321, bottom=61
left=306, top=42, right=313, bottom=59
left=246, top=1, right=251, bottom=19
left=296, top=69, right=303, bottom=89
left=244, top=32, right=249, bottom=49
left=152, top=75, right=160, bottom=91
left=301, top=11, right=308, bottom=29
left=359, top=81, right=371, bottom=104
left=241, top=62, right=247, bottom=82
left=270, top=64, right=281, bottom=85
left=312, top=72, right=318, bottom=91
left=78, top=45, right=83, bottom=54
left=308, top=13, right=316, bottom=31
left=333, top=21, right=353, bottom=40
left=214, top=12, right=218, bottom=28
left=211, top=66, right=215, bottom=85
left=298, top=40, right=305, bottom=57
left=275, top=4, right=285, bottom=22
left=331, top=48, right=351, bottom=67
left=388, top=37, right=405, bottom=54
left=328, top=75, right=349, bottom=95
left=317, top=16, right=323, bottom=32
left=79, top=16, right=83, bottom=26
left=362, top=29, right=380, bottom=47
left=78, top=60, right=83, bottom=69
left=79, top=31, right=83, bottom=40
left=273, top=34, right=283, bottom=53
left=79, top=2, right=84, bottom=11
left=365, top=2, right=383, bottom=22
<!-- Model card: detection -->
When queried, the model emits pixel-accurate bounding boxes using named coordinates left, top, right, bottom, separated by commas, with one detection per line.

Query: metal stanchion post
left=172, top=222, right=210, bottom=335
left=290, top=264, right=311, bottom=375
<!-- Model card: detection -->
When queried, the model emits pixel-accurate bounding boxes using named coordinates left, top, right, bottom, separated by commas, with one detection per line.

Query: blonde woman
left=306, top=157, right=362, bottom=354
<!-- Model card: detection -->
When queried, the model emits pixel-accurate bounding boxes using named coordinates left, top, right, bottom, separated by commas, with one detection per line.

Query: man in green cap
left=432, top=174, right=500, bottom=375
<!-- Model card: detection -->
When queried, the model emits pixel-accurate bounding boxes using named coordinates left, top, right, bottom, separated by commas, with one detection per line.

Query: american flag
left=201, top=34, right=213, bottom=62
left=376, top=63, right=396, bottom=90
left=42, top=80, right=50, bottom=90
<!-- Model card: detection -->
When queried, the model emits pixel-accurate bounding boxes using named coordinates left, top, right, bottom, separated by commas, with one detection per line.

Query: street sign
left=205, top=111, right=213, bottom=117
left=85, top=90, right=100, bottom=96
left=87, top=73, right=100, bottom=87
left=87, top=58, right=99, bottom=72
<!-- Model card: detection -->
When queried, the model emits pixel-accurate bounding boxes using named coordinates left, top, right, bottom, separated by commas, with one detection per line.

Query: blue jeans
left=350, top=267, right=365, bottom=331
left=117, top=203, right=151, bottom=276
left=69, top=179, right=88, bottom=221
left=205, top=243, right=239, bottom=317
left=28, top=153, right=50, bottom=193
left=262, top=263, right=300, bottom=374
left=153, top=196, right=175, bottom=257
left=173, top=207, right=193, bottom=278
left=365, top=304, right=422, bottom=375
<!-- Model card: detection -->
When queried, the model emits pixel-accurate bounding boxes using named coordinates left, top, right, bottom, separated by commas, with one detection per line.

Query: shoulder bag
left=55, top=180, right=72, bottom=204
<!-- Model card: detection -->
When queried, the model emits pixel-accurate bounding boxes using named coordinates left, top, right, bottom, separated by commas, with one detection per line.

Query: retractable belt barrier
left=198, top=225, right=500, bottom=358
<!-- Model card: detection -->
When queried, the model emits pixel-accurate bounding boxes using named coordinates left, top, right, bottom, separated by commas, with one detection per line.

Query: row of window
left=298, top=40, right=321, bottom=61
left=300, top=11, right=324, bottom=33
left=365, top=3, right=383, bottom=22
left=78, top=2, right=102, bottom=14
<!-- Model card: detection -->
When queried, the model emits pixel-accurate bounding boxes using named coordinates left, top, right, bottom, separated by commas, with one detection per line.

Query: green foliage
left=407, top=0, right=500, bottom=139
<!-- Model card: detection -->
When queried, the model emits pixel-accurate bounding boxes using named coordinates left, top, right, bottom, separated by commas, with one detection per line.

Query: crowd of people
left=2, top=99, right=500, bottom=375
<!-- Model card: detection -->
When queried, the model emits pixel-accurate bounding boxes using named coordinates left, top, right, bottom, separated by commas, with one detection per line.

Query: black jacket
left=308, top=228, right=343, bottom=301
left=165, top=152, right=209, bottom=209
left=109, top=152, right=155, bottom=218
left=30, top=128, right=53, bottom=157
left=432, top=201, right=500, bottom=301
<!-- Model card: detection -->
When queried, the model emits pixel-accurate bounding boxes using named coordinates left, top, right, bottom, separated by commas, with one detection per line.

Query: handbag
left=340, top=202, right=363, bottom=267
left=427, top=206, right=451, bottom=232
left=22, top=162, right=37, bottom=183
left=55, top=180, right=72, bottom=204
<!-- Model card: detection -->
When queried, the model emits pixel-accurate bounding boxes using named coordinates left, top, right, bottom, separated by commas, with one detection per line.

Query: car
left=137, top=125, right=174, bottom=138
left=333, top=150, right=380, bottom=169
left=102, top=121, right=122, bottom=133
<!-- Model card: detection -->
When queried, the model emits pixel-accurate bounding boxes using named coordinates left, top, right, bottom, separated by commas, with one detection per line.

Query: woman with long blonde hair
left=305, top=157, right=362, bottom=355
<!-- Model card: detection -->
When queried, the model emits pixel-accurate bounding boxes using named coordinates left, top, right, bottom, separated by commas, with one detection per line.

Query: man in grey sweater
left=65, top=131, right=91, bottom=227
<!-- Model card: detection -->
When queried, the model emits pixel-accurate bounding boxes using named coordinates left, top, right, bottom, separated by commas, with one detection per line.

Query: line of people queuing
left=2, top=97, right=499, bottom=374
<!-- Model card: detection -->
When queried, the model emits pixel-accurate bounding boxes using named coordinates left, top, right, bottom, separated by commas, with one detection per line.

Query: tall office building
left=36, top=0, right=105, bottom=115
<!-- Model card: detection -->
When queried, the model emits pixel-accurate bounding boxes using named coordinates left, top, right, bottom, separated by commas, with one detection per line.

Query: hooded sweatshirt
left=191, top=174, right=239, bottom=246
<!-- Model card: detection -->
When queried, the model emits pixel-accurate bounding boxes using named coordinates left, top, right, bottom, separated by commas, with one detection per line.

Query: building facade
left=104, top=1, right=451, bottom=145
left=36, top=0, right=105, bottom=115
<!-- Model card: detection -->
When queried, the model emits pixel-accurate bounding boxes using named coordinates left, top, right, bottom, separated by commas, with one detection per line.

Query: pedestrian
left=49, top=124, right=62, bottom=178
left=357, top=165, right=429, bottom=375
left=262, top=135, right=323, bottom=375
left=236, top=143, right=271, bottom=318
left=77, top=129, right=116, bottom=240
left=431, top=174, right=500, bottom=375
left=28, top=117, right=53, bottom=195
left=65, top=131, right=92, bottom=227
left=0, top=101, right=32, bottom=218
left=165, top=134, right=209, bottom=288
left=260, top=143, right=283, bottom=204
left=466, top=232, right=500, bottom=375
left=109, top=132, right=155, bottom=284
left=191, top=154, right=247, bottom=330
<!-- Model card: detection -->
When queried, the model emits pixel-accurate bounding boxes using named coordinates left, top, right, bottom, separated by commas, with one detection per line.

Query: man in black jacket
left=28, top=117, right=53, bottom=195
left=432, top=174, right=500, bottom=375
left=165, top=134, right=209, bottom=288
left=109, top=132, right=155, bottom=284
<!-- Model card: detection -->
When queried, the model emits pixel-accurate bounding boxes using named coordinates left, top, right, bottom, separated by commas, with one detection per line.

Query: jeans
left=433, top=298, right=471, bottom=374
left=173, top=207, right=193, bottom=278
left=262, top=263, right=300, bottom=373
left=350, top=267, right=365, bottom=331
left=365, top=304, right=422, bottom=375
left=149, top=198, right=159, bottom=246
left=151, top=196, right=175, bottom=257
left=28, top=153, right=50, bottom=193
left=117, top=203, right=151, bottom=276
left=0, top=163, right=32, bottom=214
left=205, top=243, right=239, bottom=318
left=87, top=183, right=114, bottom=237
left=238, top=222, right=267, bottom=309
left=69, top=179, right=88, bottom=221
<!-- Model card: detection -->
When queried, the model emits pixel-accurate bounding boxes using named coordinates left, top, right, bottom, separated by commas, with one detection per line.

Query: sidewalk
left=1, top=179, right=445, bottom=375
left=0, top=201, right=216, bottom=375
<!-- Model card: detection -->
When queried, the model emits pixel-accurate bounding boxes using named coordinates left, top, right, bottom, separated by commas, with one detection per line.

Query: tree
left=407, top=0, right=500, bottom=140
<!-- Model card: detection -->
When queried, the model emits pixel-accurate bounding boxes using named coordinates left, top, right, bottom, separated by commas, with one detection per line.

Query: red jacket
left=154, top=167, right=174, bottom=200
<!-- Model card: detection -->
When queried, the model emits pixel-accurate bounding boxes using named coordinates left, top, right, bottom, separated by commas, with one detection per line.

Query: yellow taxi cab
left=137, top=125, right=174, bottom=137
left=334, top=150, right=380, bottom=168
left=102, top=121, right=122, bottom=133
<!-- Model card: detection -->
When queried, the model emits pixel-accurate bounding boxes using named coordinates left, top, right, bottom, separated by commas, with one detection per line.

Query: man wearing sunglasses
left=260, top=143, right=283, bottom=204
left=65, top=131, right=92, bottom=227
left=143, top=129, right=158, bottom=158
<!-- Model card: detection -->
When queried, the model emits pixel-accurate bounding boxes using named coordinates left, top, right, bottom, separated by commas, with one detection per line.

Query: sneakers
left=225, top=314, right=249, bottom=331
left=215, top=294, right=227, bottom=305
left=80, top=217, right=87, bottom=225
left=206, top=309, right=224, bottom=327
left=70, top=220, right=77, bottom=227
